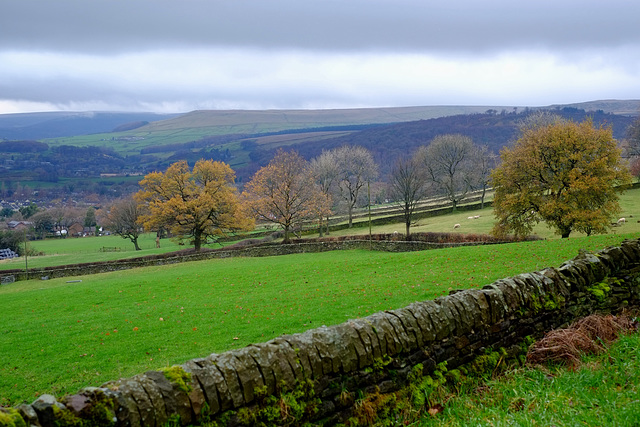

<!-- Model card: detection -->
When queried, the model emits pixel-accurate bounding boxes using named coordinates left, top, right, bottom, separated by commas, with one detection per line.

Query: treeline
left=1, top=145, right=126, bottom=183
left=0, top=140, right=49, bottom=153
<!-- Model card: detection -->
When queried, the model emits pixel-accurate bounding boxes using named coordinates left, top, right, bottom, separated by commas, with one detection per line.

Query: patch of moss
left=587, top=281, right=612, bottom=302
left=349, top=390, right=396, bottom=426
left=468, top=348, right=508, bottom=378
left=235, top=379, right=319, bottom=426
left=372, top=354, right=393, bottom=372
left=160, top=365, right=192, bottom=393
left=544, top=294, right=565, bottom=311
left=77, top=389, right=117, bottom=426
left=0, top=408, right=26, bottom=427
left=52, top=404, right=83, bottom=427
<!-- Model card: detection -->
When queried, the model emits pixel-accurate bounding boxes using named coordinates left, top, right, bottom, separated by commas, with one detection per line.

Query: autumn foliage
left=136, top=160, right=252, bottom=251
left=492, top=118, right=632, bottom=238
left=242, top=150, right=329, bottom=243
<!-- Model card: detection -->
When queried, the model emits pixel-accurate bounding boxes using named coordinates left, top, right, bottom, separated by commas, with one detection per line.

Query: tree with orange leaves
left=242, top=150, right=329, bottom=244
left=136, top=159, right=253, bottom=251
left=492, top=117, right=632, bottom=239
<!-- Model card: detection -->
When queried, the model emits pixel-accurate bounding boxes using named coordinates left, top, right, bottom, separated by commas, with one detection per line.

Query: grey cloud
left=2, top=0, right=639, bottom=55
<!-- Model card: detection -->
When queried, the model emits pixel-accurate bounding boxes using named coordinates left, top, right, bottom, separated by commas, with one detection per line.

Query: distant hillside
left=549, top=99, right=640, bottom=116
left=0, top=100, right=637, bottom=203
left=244, top=107, right=637, bottom=180
left=139, top=106, right=515, bottom=133
left=137, top=100, right=640, bottom=134
left=1, top=100, right=637, bottom=143
left=0, top=112, right=178, bottom=140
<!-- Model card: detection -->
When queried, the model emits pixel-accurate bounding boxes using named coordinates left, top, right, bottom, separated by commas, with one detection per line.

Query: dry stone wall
left=3, top=238, right=640, bottom=426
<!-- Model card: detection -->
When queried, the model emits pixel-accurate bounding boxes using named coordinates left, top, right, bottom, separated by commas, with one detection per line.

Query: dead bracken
left=526, top=313, right=638, bottom=368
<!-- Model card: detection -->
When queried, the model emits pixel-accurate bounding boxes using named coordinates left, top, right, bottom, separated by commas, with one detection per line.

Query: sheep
left=453, top=223, right=461, bottom=229
left=617, top=217, right=626, bottom=225
left=467, top=216, right=474, bottom=220
left=473, top=215, right=480, bottom=219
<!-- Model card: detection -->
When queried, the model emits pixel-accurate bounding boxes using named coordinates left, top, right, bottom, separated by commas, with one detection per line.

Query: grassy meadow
left=422, top=331, right=640, bottom=426
left=0, top=188, right=638, bottom=413
left=0, top=232, right=637, bottom=407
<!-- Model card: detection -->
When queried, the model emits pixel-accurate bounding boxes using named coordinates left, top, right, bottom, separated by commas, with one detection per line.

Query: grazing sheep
left=618, top=217, right=626, bottom=225
left=473, top=215, right=480, bottom=219
left=467, top=216, right=474, bottom=220
left=453, top=223, right=461, bottom=229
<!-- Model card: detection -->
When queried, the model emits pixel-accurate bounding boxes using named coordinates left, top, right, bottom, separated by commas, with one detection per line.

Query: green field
left=1, top=188, right=639, bottom=414
left=423, top=330, right=640, bottom=425
left=0, top=232, right=636, bottom=407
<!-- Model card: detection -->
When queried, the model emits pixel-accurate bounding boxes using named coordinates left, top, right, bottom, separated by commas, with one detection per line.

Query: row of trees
left=106, top=138, right=493, bottom=249
left=24, top=116, right=628, bottom=253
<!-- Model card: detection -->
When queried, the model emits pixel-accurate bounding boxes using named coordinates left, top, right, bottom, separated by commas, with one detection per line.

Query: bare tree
left=333, top=146, right=378, bottom=228
left=104, top=197, right=144, bottom=250
left=625, top=114, right=640, bottom=158
left=389, top=155, right=430, bottom=238
left=310, top=150, right=340, bottom=236
left=473, top=145, right=498, bottom=209
left=416, top=134, right=475, bottom=211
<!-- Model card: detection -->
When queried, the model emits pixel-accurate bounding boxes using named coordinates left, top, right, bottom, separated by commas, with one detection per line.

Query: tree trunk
left=348, top=205, right=353, bottom=228
left=194, top=233, right=202, bottom=251
left=318, top=215, right=324, bottom=237
left=282, top=226, right=291, bottom=244
left=405, top=221, right=411, bottom=240
left=133, top=237, right=141, bottom=251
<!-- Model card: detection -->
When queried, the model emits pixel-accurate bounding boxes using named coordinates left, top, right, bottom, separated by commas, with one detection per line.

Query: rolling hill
left=0, top=100, right=637, bottom=202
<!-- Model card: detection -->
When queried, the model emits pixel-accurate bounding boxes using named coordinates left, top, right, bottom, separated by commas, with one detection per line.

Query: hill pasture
left=1, top=186, right=639, bottom=406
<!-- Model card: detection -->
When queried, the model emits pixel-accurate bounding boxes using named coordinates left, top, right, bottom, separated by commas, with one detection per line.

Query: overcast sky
left=1, top=0, right=639, bottom=114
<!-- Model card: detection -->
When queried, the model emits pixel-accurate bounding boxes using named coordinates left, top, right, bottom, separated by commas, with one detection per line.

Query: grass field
left=0, top=188, right=638, bottom=414
left=0, top=232, right=636, bottom=407
left=0, top=233, right=219, bottom=270
left=423, top=330, right=640, bottom=425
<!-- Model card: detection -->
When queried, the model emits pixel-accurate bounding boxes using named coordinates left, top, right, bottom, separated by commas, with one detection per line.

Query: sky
left=1, top=0, right=640, bottom=114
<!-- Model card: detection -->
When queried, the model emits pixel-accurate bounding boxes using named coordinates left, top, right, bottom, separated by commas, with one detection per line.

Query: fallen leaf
left=428, top=404, right=444, bottom=417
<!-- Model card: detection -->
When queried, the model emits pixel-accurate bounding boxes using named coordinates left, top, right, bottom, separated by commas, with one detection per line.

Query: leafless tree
left=472, top=145, right=498, bottom=209
left=104, top=197, right=144, bottom=250
left=389, top=155, right=430, bottom=238
left=625, top=114, right=640, bottom=158
left=416, top=134, right=476, bottom=211
left=333, top=146, right=379, bottom=228
left=310, top=150, right=340, bottom=236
